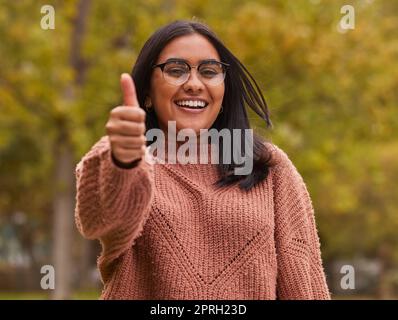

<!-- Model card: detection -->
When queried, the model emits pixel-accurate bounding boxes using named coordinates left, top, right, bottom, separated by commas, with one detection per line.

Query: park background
left=0, top=0, right=397, bottom=299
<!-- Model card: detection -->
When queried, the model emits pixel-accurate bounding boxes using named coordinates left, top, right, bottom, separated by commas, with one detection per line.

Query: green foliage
left=0, top=0, right=397, bottom=274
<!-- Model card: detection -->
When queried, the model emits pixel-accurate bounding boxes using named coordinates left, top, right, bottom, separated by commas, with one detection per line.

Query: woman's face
left=149, top=33, right=225, bottom=135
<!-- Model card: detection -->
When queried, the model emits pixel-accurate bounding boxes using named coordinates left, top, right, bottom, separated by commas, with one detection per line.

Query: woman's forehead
left=157, top=34, right=220, bottom=64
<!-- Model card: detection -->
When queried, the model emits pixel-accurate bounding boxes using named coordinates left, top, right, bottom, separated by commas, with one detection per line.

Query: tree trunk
left=51, top=0, right=91, bottom=300
left=51, top=140, right=75, bottom=299
left=376, top=243, right=393, bottom=299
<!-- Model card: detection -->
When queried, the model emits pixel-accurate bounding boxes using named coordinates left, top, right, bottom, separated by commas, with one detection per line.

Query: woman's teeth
left=175, top=100, right=207, bottom=109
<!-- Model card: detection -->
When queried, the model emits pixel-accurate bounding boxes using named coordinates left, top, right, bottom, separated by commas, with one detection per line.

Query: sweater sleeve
left=270, top=145, right=331, bottom=300
left=74, top=136, right=154, bottom=282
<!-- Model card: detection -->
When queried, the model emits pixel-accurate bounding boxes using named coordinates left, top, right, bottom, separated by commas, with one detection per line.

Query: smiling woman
left=132, top=21, right=274, bottom=189
left=74, top=20, right=331, bottom=300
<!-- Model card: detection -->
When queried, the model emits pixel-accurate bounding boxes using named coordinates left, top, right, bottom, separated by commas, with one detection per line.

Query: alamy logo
left=40, top=5, right=55, bottom=30
left=340, top=5, right=355, bottom=30
left=145, top=121, right=254, bottom=175
left=40, top=265, right=55, bottom=290
left=340, top=265, right=355, bottom=290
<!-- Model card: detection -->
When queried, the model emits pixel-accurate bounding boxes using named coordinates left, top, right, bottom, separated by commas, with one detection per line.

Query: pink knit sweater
left=75, top=136, right=331, bottom=300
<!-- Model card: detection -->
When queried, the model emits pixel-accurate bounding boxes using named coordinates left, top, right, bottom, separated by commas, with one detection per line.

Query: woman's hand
left=106, top=73, right=147, bottom=164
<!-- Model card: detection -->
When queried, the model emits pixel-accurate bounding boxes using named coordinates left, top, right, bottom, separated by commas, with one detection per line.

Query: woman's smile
left=173, top=97, right=209, bottom=114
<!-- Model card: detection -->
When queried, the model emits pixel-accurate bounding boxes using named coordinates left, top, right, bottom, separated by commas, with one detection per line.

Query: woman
left=75, top=20, right=331, bottom=300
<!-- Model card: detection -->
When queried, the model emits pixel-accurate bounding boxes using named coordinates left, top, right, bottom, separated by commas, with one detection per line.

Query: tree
left=1, top=0, right=397, bottom=298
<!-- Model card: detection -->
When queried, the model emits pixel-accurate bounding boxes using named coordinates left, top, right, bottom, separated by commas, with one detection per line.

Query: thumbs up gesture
left=106, top=73, right=147, bottom=165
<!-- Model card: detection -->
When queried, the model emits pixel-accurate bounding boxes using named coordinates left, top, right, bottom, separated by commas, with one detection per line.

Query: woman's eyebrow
left=164, top=57, right=221, bottom=64
left=164, top=57, right=187, bottom=63
left=198, top=58, right=221, bottom=64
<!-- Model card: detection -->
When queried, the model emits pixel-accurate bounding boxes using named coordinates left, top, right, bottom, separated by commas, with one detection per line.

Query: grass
left=1, top=292, right=392, bottom=300
left=0, top=291, right=100, bottom=300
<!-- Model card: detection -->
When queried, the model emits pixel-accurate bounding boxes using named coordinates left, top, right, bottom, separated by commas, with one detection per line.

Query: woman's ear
left=144, top=96, right=153, bottom=111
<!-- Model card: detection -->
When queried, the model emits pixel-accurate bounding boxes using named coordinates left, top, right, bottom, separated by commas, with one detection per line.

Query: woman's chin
left=175, top=123, right=207, bottom=135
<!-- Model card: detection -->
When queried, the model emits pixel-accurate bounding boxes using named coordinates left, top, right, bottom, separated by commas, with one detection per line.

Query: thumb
left=120, top=73, right=139, bottom=107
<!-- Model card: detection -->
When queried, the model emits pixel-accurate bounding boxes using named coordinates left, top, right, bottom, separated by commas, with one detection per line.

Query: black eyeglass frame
left=152, top=58, right=230, bottom=72
left=152, top=58, right=230, bottom=86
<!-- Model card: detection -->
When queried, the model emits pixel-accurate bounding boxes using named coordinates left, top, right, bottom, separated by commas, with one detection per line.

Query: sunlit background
left=0, top=0, right=397, bottom=299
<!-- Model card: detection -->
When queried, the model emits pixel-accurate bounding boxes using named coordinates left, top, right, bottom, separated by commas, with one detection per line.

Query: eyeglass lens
left=162, top=61, right=225, bottom=86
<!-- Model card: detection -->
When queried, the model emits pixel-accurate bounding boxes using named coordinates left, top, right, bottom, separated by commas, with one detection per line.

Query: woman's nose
left=183, top=68, right=204, bottom=92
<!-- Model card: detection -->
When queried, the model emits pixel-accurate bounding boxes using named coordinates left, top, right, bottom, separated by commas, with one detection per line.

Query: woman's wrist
left=111, top=152, right=141, bottom=169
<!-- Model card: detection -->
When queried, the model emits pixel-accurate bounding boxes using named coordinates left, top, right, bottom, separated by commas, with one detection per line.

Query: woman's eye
left=200, top=69, right=218, bottom=78
left=167, top=68, right=186, bottom=76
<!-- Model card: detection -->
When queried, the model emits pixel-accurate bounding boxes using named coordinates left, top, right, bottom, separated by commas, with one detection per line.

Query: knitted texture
left=75, top=136, right=331, bottom=300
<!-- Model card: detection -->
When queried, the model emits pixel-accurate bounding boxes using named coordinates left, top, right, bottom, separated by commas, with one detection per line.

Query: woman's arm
left=74, top=136, right=154, bottom=281
left=270, top=145, right=331, bottom=300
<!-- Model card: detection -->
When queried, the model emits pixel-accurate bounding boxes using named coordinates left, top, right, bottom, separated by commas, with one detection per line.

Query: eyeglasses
left=152, top=58, right=229, bottom=86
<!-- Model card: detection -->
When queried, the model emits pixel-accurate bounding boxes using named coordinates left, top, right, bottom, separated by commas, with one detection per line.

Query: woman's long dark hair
left=132, top=20, right=273, bottom=191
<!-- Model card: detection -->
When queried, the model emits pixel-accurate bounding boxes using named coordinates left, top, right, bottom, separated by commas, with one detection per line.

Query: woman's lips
left=173, top=101, right=208, bottom=113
